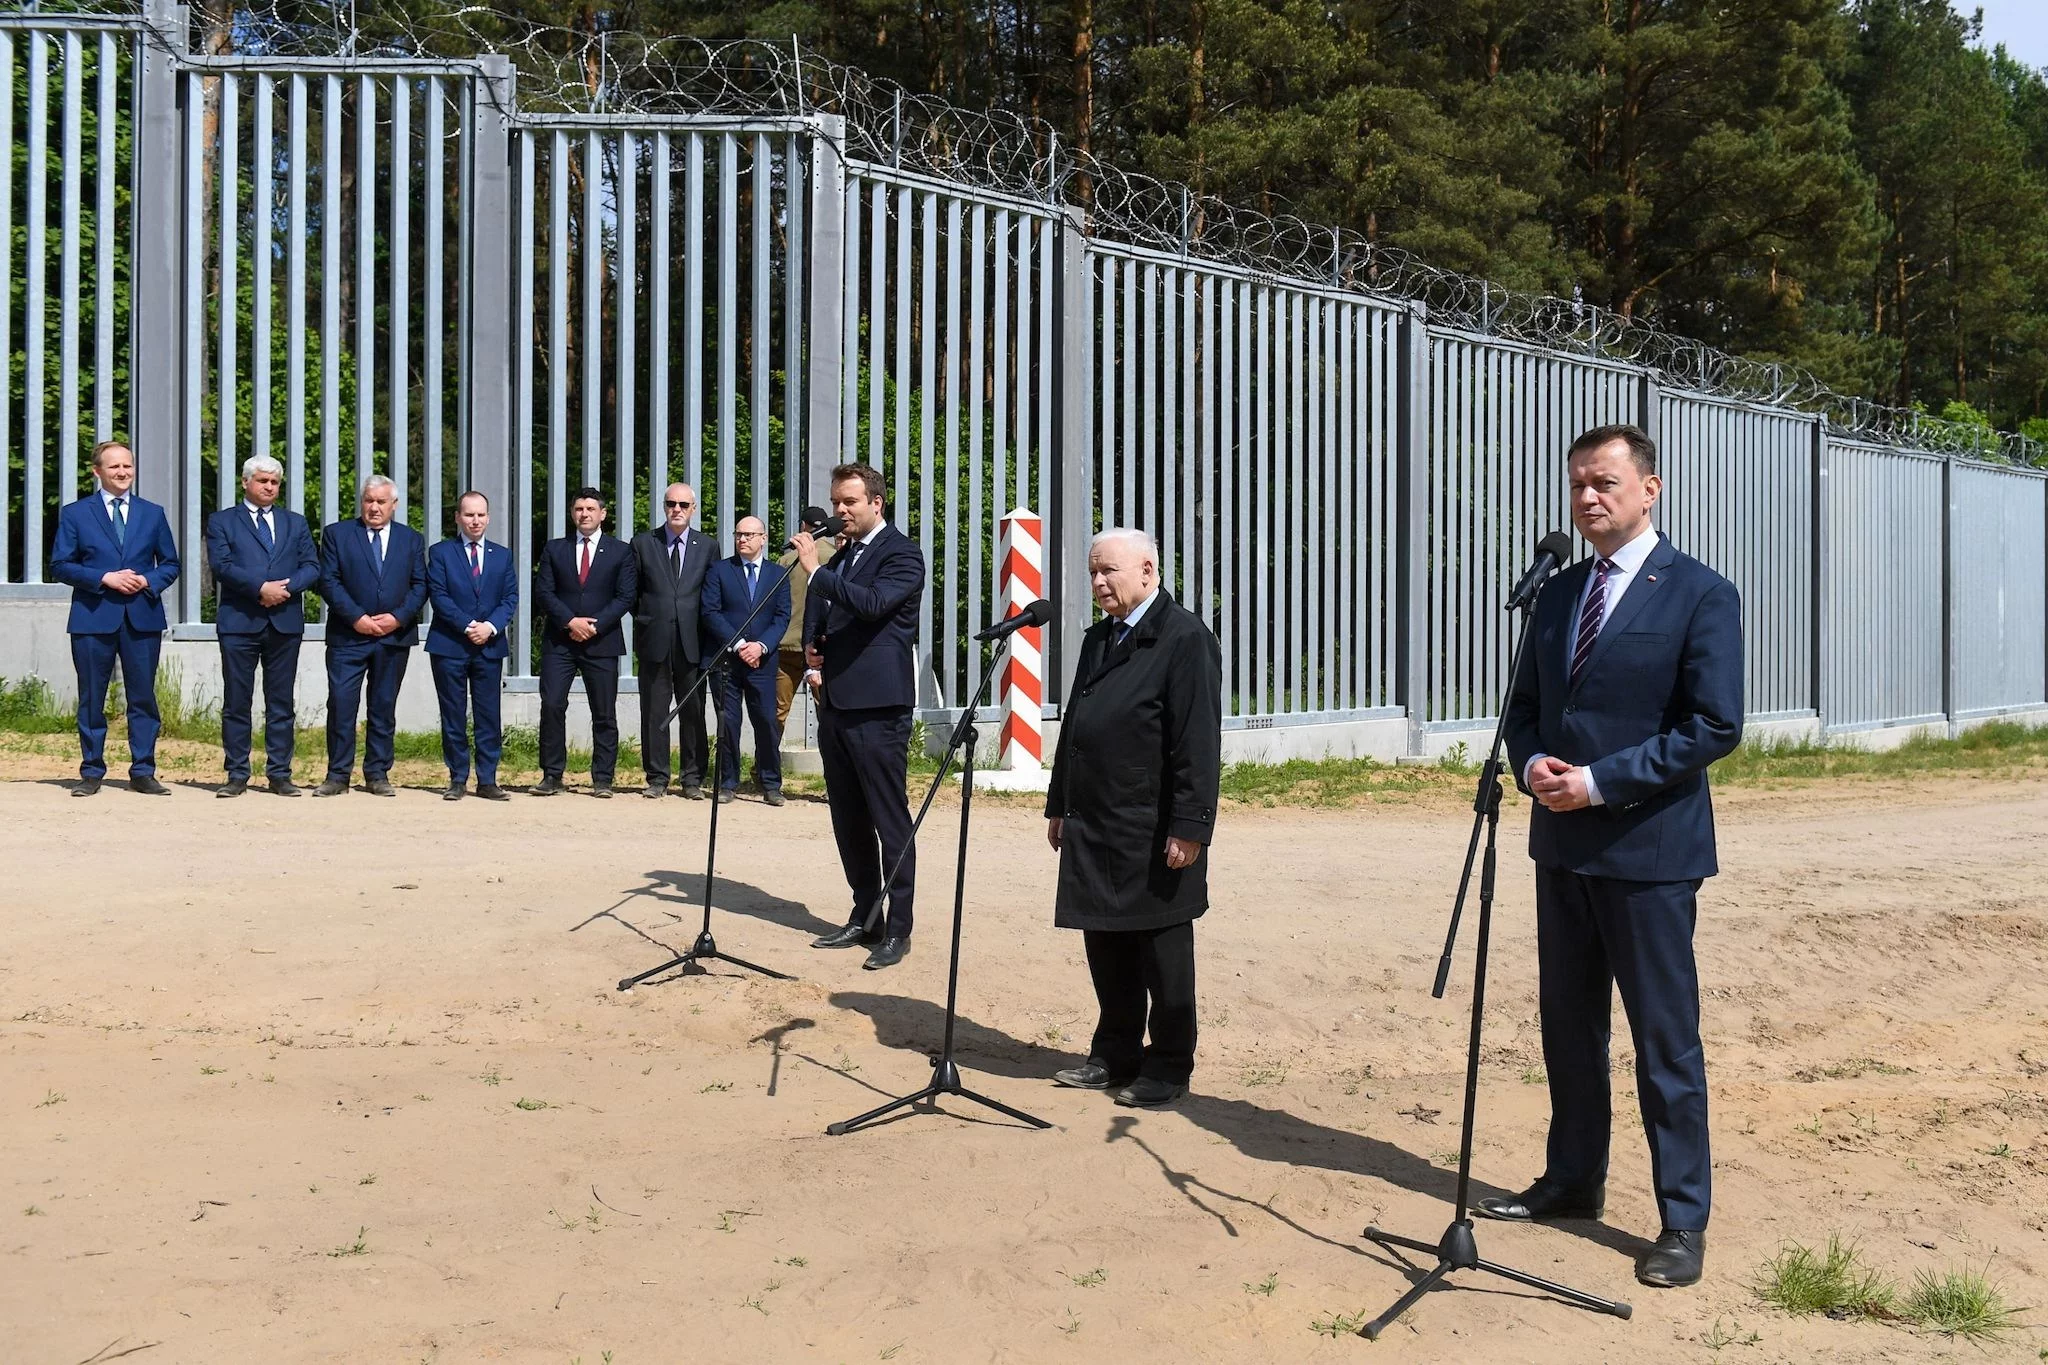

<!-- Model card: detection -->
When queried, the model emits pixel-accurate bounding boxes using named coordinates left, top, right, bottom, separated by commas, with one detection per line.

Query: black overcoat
left=1045, top=591, right=1223, bottom=933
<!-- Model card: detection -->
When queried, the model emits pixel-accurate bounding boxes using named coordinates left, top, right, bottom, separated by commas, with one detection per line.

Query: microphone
left=783, top=506, right=845, bottom=550
left=1505, top=531, right=1574, bottom=612
left=974, top=598, right=1055, bottom=642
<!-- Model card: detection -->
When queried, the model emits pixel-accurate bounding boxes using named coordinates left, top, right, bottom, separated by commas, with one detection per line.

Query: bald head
left=663, top=483, right=697, bottom=534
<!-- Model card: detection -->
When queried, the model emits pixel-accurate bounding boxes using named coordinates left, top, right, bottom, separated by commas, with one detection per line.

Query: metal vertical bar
left=650, top=132, right=670, bottom=503
left=581, top=129, right=600, bottom=491
left=685, top=130, right=705, bottom=494
left=752, top=133, right=770, bottom=517
left=1123, top=257, right=1137, bottom=527
left=1214, top=276, right=1232, bottom=694
left=841, top=170, right=860, bottom=465
left=179, top=68, right=202, bottom=610
left=1055, top=209, right=1094, bottom=706
left=253, top=74, right=273, bottom=476
left=0, top=34, right=12, bottom=577
left=286, top=74, right=307, bottom=518
left=868, top=179, right=885, bottom=472
left=1099, top=255, right=1116, bottom=527
left=617, top=131, right=636, bottom=529
left=1340, top=305, right=1356, bottom=708
left=514, top=127, right=536, bottom=670
left=1236, top=280, right=1253, bottom=714
left=1811, top=419, right=1827, bottom=722
left=1182, top=271, right=1197, bottom=617
left=389, top=79, right=409, bottom=515
left=993, top=208, right=1010, bottom=518
left=782, top=131, right=802, bottom=517
left=804, top=115, right=845, bottom=503
left=968, top=201, right=987, bottom=661
left=467, top=57, right=516, bottom=533
left=1141, top=262, right=1156, bottom=542
left=548, top=129, right=568, bottom=540
left=24, top=32, right=46, bottom=575
left=216, top=71, right=238, bottom=513
left=1398, top=307, right=1429, bottom=752
left=59, top=32, right=82, bottom=507
left=893, top=183, right=910, bottom=522
left=456, top=76, right=473, bottom=494
left=1160, top=265, right=1177, bottom=590
left=1016, top=214, right=1031, bottom=508
left=356, top=76, right=375, bottom=486
left=1254, top=286, right=1270, bottom=716
left=422, top=78, right=443, bottom=544
left=130, top=1, right=184, bottom=557
left=918, top=190, right=937, bottom=705
left=92, top=31, right=115, bottom=449
left=1038, top=219, right=1054, bottom=525
left=1306, top=295, right=1322, bottom=710
left=719, top=132, right=738, bottom=549
left=943, top=195, right=963, bottom=703
left=320, top=74, right=340, bottom=528
left=1944, top=453, right=1959, bottom=729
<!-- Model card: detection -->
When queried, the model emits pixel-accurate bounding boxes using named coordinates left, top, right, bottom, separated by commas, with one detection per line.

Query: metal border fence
left=5, top=1, right=2046, bottom=748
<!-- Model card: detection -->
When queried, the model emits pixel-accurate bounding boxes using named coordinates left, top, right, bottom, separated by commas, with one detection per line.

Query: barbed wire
left=15, top=0, right=2044, bottom=464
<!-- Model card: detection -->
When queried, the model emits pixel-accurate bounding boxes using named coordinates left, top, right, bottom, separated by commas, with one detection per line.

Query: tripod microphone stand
left=1356, top=587, right=1631, bottom=1338
left=617, top=572, right=796, bottom=991
left=827, top=638, right=1051, bottom=1136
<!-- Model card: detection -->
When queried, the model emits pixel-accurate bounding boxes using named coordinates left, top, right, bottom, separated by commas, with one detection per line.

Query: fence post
left=1052, top=206, right=1093, bottom=709
left=1396, top=303, right=1430, bottom=757
left=1638, top=371, right=1661, bottom=448
left=1941, top=451, right=1958, bottom=735
left=131, top=0, right=185, bottom=610
left=804, top=114, right=846, bottom=504
left=1811, top=419, right=1829, bottom=729
left=466, top=56, right=515, bottom=529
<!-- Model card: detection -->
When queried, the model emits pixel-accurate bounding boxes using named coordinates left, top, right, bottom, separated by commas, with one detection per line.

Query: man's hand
left=1046, top=817, right=1063, bottom=852
left=257, top=579, right=291, bottom=608
left=804, top=642, right=823, bottom=670
left=737, top=641, right=765, bottom=667
left=99, top=569, right=147, bottom=595
left=1530, top=756, right=1592, bottom=812
left=1163, top=835, right=1201, bottom=870
left=790, top=530, right=820, bottom=573
left=355, top=614, right=385, bottom=637
left=465, top=620, right=495, bottom=645
left=568, top=616, right=597, bottom=643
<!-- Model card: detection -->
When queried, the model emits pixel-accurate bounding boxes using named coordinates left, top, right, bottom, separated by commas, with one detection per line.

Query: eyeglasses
left=665, top=499, right=694, bottom=509
left=735, top=530, right=766, bottom=539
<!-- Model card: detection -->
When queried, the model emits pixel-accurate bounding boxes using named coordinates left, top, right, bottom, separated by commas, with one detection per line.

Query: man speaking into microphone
left=790, top=463, right=927, bottom=971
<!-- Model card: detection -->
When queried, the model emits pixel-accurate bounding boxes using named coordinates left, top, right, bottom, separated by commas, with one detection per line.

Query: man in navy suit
left=426, top=491, right=517, bottom=801
left=700, top=515, right=793, bottom=805
left=789, top=462, right=928, bottom=970
left=48, top=440, right=181, bottom=796
left=534, top=485, right=638, bottom=797
left=314, top=474, right=428, bottom=797
left=204, top=454, right=319, bottom=797
left=1487, top=424, right=1743, bottom=1291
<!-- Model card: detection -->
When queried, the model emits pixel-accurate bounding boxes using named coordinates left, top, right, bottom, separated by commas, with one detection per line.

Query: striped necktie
left=110, top=496, right=127, bottom=548
left=1569, top=558, right=1617, bottom=687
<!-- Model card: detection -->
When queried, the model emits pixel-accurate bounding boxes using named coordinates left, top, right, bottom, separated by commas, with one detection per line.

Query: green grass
left=1712, top=721, right=2048, bottom=784
left=0, top=676, right=72, bottom=733
left=1754, top=1236, right=1898, bottom=1319
left=1903, top=1264, right=2023, bottom=1340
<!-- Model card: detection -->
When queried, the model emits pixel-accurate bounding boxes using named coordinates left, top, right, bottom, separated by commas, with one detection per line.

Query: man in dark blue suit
left=790, top=462, right=928, bottom=970
left=48, top=440, right=181, bottom=796
left=314, top=474, right=428, bottom=797
left=700, top=514, right=793, bottom=805
left=426, top=491, right=517, bottom=801
left=1488, top=424, right=1744, bottom=1291
left=204, top=454, right=319, bottom=797
left=533, top=485, right=638, bottom=797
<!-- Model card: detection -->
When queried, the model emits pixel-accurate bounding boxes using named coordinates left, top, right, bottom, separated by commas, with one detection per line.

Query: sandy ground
left=2, top=755, right=2045, bottom=1364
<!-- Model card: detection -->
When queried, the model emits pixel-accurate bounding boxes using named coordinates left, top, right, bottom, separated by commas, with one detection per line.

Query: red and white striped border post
left=997, top=507, right=1045, bottom=772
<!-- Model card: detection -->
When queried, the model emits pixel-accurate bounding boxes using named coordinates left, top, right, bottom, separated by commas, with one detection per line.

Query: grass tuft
left=1309, top=1305, right=1373, bottom=1337
left=1903, top=1264, right=2023, bottom=1340
left=1754, top=1236, right=1897, bottom=1319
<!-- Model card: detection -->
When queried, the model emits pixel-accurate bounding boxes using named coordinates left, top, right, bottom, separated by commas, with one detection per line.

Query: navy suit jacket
left=49, top=492, right=181, bottom=634
left=425, top=537, right=517, bottom=661
left=205, top=504, right=319, bottom=635
left=318, top=519, right=429, bottom=649
left=1504, top=533, right=1744, bottom=882
left=803, top=524, right=926, bottom=711
left=535, top=533, right=637, bottom=658
left=701, top=556, right=792, bottom=664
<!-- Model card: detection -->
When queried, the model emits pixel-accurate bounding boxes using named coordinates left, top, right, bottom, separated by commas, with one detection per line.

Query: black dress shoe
left=762, top=789, right=785, bottom=807
left=217, top=778, right=248, bottom=798
left=715, top=787, right=736, bottom=804
left=442, top=784, right=466, bottom=801
left=475, top=784, right=510, bottom=801
left=364, top=776, right=396, bottom=797
left=130, top=775, right=170, bottom=796
left=1053, top=1063, right=1133, bottom=1091
left=268, top=777, right=302, bottom=797
left=312, top=778, right=348, bottom=797
left=812, top=923, right=880, bottom=949
left=1474, top=1178, right=1606, bottom=1223
left=72, top=778, right=102, bottom=797
left=1638, top=1228, right=1705, bottom=1288
left=862, top=937, right=910, bottom=970
left=532, top=776, right=563, bottom=796
left=591, top=784, right=614, bottom=799
left=1114, top=1078, right=1189, bottom=1108
left=641, top=784, right=665, bottom=800
left=680, top=784, right=706, bottom=801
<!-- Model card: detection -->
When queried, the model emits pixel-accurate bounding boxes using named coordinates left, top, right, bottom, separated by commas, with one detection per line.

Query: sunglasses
left=665, top=499, right=695, bottom=509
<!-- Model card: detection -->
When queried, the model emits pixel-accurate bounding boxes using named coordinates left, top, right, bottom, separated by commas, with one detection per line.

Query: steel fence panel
left=1823, top=441, right=1946, bottom=728
left=1953, top=461, right=2047, bottom=715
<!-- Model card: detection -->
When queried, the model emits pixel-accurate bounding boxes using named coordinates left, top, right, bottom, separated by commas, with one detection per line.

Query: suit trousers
left=1535, top=865, right=1711, bottom=1231
left=71, top=626, right=163, bottom=780
left=1082, top=920, right=1198, bottom=1085
left=637, top=654, right=707, bottom=789
left=539, top=645, right=619, bottom=784
left=219, top=627, right=300, bottom=780
left=717, top=658, right=783, bottom=792
left=325, top=641, right=409, bottom=781
left=816, top=703, right=916, bottom=938
left=430, top=652, right=504, bottom=786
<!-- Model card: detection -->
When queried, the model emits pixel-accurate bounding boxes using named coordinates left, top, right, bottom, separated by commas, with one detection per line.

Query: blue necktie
left=255, top=509, right=274, bottom=552
left=110, top=497, right=127, bottom=548
left=745, top=560, right=757, bottom=602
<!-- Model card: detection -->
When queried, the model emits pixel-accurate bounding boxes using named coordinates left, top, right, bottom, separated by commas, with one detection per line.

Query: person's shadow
left=569, top=869, right=833, bottom=984
left=828, top=990, right=1652, bottom=1260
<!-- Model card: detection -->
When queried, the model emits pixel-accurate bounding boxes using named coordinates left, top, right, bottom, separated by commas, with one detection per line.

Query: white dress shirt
left=1115, top=586, right=1162, bottom=637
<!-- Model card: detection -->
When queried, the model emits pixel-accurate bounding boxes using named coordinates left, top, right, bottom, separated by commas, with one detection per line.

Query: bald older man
left=632, top=483, right=716, bottom=798
left=700, top=515, right=794, bottom=804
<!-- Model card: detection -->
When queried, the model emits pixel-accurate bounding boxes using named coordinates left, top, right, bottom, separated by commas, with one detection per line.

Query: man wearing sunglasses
left=632, top=482, right=716, bottom=799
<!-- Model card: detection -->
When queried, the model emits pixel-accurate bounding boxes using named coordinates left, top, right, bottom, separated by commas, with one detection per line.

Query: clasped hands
left=354, top=612, right=404, bottom=637
left=1045, top=818, right=1201, bottom=870
left=1527, top=754, right=1593, bottom=812
left=98, top=569, right=148, bottom=595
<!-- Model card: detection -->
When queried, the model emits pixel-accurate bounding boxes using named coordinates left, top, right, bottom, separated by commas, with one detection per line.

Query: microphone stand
left=616, top=566, right=796, bottom=990
left=1355, top=590, right=1631, bottom=1338
left=826, top=637, right=1051, bottom=1136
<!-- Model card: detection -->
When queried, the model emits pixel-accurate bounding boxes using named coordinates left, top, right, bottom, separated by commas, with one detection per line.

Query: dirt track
left=2, top=771, right=2044, bottom=1362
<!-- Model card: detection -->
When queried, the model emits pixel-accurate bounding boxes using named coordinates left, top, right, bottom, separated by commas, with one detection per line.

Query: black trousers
left=1535, top=866, right=1711, bottom=1231
left=638, top=654, right=708, bottom=789
left=1083, top=919, right=1198, bottom=1085
left=538, top=645, right=619, bottom=784
left=816, top=703, right=915, bottom=938
left=219, top=627, right=300, bottom=781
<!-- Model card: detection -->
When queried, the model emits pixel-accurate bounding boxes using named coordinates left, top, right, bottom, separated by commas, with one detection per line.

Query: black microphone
left=1505, top=531, right=1574, bottom=612
left=975, top=598, right=1055, bottom=642
left=783, top=506, right=844, bottom=550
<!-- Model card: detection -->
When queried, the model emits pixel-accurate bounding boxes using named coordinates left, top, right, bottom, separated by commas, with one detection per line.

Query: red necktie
left=578, top=538, right=591, bottom=586
left=468, top=542, right=481, bottom=578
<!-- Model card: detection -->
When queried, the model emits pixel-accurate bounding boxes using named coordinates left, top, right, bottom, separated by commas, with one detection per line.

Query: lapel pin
left=1645, top=574, right=1657, bottom=583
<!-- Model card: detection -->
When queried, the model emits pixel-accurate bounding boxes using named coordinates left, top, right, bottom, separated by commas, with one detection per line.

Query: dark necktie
left=1569, top=558, right=1617, bottom=688
left=254, top=509, right=274, bottom=551
left=110, top=496, right=127, bottom=548
left=842, top=541, right=865, bottom=577
left=1116, top=619, right=1134, bottom=647
left=669, top=535, right=683, bottom=581
left=745, top=560, right=758, bottom=602
left=468, top=542, right=482, bottom=578
left=372, top=526, right=386, bottom=573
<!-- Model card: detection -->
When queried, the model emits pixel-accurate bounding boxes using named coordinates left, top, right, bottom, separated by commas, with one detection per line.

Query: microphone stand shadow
left=618, top=569, right=801, bottom=990
left=825, top=637, right=1051, bottom=1137
left=1354, top=571, right=1630, bottom=1338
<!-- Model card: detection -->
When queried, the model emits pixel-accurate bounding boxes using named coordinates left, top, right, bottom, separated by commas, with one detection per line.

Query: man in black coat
left=789, top=462, right=928, bottom=971
left=533, top=486, right=638, bottom=796
left=631, top=481, right=716, bottom=799
left=1044, top=528, right=1222, bottom=1108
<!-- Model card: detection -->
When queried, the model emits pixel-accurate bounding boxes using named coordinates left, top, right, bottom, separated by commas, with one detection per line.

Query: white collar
left=1595, top=523, right=1660, bottom=573
left=464, top=536, right=487, bottom=552
left=100, top=486, right=130, bottom=508
left=739, top=553, right=766, bottom=569
left=1119, top=587, right=1163, bottom=631
left=852, top=522, right=885, bottom=547
left=245, top=501, right=271, bottom=516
